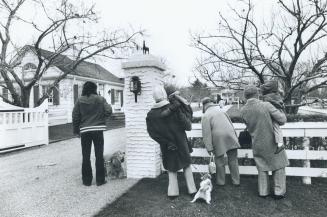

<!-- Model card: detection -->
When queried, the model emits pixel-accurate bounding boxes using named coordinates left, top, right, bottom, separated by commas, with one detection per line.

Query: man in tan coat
left=201, top=97, right=240, bottom=186
left=240, top=85, right=289, bottom=199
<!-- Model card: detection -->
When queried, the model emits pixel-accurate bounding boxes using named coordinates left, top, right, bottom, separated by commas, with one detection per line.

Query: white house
left=1, top=46, right=124, bottom=126
left=209, top=87, right=241, bottom=104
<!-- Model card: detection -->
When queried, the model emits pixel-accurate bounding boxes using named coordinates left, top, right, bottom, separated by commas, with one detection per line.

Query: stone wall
left=122, top=54, right=166, bottom=178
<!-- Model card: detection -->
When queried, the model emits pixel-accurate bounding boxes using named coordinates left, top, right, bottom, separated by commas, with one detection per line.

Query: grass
left=94, top=173, right=327, bottom=217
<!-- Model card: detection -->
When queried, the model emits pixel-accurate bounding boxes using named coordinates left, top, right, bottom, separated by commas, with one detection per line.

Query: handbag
left=187, top=138, right=193, bottom=153
left=208, top=153, right=216, bottom=174
left=238, top=128, right=252, bottom=149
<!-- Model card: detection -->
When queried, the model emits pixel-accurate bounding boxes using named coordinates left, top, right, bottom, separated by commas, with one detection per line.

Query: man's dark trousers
left=81, top=131, right=105, bottom=185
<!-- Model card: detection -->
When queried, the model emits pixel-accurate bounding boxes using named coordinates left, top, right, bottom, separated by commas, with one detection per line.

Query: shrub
left=192, top=111, right=327, bottom=123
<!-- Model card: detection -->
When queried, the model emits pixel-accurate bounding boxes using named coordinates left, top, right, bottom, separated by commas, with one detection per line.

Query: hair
left=260, top=80, right=279, bottom=95
left=82, top=81, right=97, bottom=97
left=243, top=85, right=259, bottom=99
left=164, top=83, right=177, bottom=96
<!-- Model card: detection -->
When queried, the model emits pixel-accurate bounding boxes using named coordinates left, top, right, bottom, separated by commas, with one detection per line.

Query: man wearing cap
left=201, top=97, right=240, bottom=186
left=240, top=85, right=289, bottom=199
left=146, top=86, right=196, bottom=199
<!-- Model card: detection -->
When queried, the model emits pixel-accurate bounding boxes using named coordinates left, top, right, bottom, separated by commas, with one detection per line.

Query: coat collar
left=245, top=98, right=259, bottom=105
left=152, top=100, right=169, bottom=109
left=203, top=103, right=218, bottom=113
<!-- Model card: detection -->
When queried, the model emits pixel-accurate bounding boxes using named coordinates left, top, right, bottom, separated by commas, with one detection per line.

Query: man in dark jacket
left=146, top=86, right=196, bottom=198
left=241, top=85, right=288, bottom=199
left=72, top=81, right=112, bottom=186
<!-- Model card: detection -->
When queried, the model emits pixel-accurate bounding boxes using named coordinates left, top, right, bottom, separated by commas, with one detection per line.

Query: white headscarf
left=153, top=86, right=167, bottom=102
left=152, top=86, right=169, bottom=108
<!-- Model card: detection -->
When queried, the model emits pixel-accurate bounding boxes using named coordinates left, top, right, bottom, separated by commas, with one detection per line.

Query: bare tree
left=191, top=0, right=327, bottom=113
left=0, top=0, right=144, bottom=107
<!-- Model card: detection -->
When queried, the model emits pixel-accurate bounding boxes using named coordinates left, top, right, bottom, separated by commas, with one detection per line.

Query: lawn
left=94, top=173, right=327, bottom=217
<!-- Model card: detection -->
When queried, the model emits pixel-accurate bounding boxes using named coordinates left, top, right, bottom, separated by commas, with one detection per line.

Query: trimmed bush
left=192, top=112, right=327, bottom=123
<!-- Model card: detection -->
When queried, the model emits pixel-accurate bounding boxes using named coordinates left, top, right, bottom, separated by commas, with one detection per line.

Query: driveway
left=0, top=128, right=139, bottom=217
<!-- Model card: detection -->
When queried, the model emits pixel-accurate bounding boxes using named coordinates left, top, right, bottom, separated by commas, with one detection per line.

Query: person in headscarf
left=201, top=97, right=240, bottom=186
left=240, top=85, right=289, bottom=199
left=261, top=80, right=286, bottom=154
left=146, top=86, right=196, bottom=199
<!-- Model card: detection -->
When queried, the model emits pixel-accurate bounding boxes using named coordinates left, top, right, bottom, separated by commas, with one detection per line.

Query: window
left=98, top=84, right=104, bottom=96
left=42, top=86, right=54, bottom=105
left=23, top=63, right=37, bottom=71
left=114, top=90, right=119, bottom=103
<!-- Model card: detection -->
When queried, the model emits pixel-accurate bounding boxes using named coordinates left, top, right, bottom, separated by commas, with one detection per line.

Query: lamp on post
left=129, top=76, right=141, bottom=102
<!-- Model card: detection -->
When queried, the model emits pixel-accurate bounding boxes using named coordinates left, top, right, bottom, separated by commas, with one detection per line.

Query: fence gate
left=0, top=101, right=48, bottom=153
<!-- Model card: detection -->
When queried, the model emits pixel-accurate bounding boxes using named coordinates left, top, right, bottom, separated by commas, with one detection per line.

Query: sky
left=9, top=0, right=275, bottom=86
left=92, top=0, right=274, bottom=86
left=94, top=0, right=228, bottom=85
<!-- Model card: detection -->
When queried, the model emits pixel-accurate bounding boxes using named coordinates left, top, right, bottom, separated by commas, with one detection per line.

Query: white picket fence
left=0, top=101, right=49, bottom=153
left=187, top=123, right=327, bottom=184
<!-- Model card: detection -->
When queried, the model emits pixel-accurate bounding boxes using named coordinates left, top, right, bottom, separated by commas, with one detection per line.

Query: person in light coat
left=240, top=85, right=289, bottom=199
left=201, top=97, right=240, bottom=186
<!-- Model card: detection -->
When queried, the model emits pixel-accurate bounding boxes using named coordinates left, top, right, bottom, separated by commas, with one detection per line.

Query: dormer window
left=23, top=63, right=37, bottom=71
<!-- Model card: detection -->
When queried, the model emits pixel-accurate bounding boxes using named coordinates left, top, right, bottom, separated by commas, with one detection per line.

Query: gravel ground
left=0, top=128, right=139, bottom=217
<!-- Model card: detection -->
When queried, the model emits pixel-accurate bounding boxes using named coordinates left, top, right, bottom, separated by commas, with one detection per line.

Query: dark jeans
left=81, top=131, right=105, bottom=185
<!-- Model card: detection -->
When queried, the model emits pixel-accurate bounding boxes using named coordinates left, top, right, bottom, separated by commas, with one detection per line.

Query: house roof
left=25, top=45, right=124, bottom=84
left=0, top=100, right=24, bottom=111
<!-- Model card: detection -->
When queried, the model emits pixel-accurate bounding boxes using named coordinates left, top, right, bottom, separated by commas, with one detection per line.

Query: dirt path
left=0, top=128, right=139, bottom=217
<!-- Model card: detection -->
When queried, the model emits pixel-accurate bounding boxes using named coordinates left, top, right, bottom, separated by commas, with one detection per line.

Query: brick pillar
left=122, top=54, right=166, bottom=178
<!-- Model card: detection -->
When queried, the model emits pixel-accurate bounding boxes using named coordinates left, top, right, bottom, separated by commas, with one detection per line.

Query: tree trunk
left=283, top=80, right=300, bottom=114
left=20, top=87, right=31, bottom=108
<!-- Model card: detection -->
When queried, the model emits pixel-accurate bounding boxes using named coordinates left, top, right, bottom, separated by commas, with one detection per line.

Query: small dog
left=104, top=151, right=126, bottom=179
left=191, top=173, right=213, bottom=204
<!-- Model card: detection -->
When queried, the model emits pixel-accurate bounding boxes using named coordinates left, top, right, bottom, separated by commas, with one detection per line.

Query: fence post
left=122, top=54, right=166, bottom=179
left=302, top=137, right=311, bottom=184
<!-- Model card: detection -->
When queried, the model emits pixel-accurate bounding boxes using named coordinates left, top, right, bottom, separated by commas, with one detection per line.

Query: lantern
left=129, top=76, right=141, bottom=102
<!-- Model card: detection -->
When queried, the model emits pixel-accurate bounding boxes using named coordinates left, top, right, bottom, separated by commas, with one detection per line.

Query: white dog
left=191, top=173, right=213, bottom=204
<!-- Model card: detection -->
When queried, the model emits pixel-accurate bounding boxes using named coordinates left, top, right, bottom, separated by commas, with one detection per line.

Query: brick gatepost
left=122, top=54, right=166, bottom=178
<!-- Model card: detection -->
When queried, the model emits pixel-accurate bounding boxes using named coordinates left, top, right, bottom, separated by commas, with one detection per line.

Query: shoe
left=96, top=180, right=107, bottom=186
left=168, top=195, right=178, bottom=200
left=275, top=145, right=285, bottom=154
left=83, top=182, right=92, bottom=186
left=259, top=194, right=269, bottom=199
left=272, top=194, right=285, bottom=200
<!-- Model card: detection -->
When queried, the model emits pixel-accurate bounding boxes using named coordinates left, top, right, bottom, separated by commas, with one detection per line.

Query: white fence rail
left=0, top=101, right=48, bottom=153
left=187, top=123, right=327, bottom=184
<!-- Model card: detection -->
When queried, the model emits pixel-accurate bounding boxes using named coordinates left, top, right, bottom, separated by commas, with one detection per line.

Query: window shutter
left=111, top=89, right=115, bottom=105
left=2, top=88, right=8, bottom=100
left=53, top=84, right=60, bottom=105
left=73, top=84, right=78, bottom=104
left=120, top=90, right=123, bottom=107
left=33, top=85, right=39, bottom=107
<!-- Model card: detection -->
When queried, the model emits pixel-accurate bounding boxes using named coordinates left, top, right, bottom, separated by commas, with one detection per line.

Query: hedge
left=192, top=113, right=327, bottom=123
